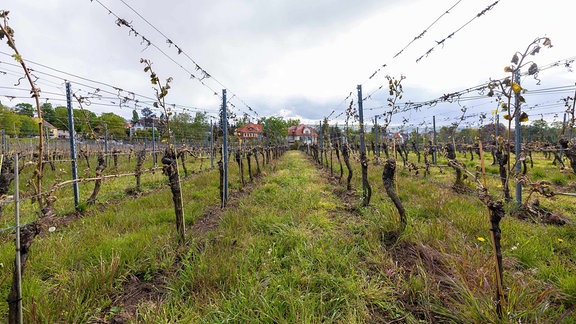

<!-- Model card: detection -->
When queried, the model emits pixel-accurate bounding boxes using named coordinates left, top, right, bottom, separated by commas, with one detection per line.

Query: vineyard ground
left=0, top=149, right=575, bottom=322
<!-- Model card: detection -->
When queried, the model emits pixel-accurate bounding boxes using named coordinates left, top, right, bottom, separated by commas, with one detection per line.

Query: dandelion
left=477, top=237, right=486, bottom=242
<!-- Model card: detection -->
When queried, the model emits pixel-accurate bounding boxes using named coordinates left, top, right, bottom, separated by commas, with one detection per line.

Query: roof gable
left=288, top=124, right=318, bottom=137
left=236, top=122, right=263, bottom=133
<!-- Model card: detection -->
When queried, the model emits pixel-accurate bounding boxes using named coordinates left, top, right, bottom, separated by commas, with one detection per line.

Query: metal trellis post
left=514, top=72, right=522, bottom=204
left=375, top=116, right=380, bottom=159
left=66, top=82, right=80, bottom=209
left=1, top=129, right=5, bottom=154
left=433, top=116, right=437, bottom=164
left=210, top=119, right=214, bottom=169
left=152, top=120, right=157, bottom=168
left=14, top=153, right=22, bottom=324
left=319, top=120, right=323, bottom=164
left=357, top=84, right=367, bottom=196
left=265, top=121, right=269, bottom=148
left=104, top=123, right=109, bottom=166
left=222, top=89, right=229, bottom=204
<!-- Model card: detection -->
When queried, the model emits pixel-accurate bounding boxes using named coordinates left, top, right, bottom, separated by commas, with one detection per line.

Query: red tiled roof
left=237, top=122, right=263, bottom=133
left=288, top=124, right=317, bottom=137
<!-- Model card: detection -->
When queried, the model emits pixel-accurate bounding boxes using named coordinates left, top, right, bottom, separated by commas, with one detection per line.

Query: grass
left=149, top=151, right=403, bottom=322
left=319, top=146, right=575, bottom=322
left=0, top=149, right=221, bottom=321
left=0, top=147, right=574, bottom=322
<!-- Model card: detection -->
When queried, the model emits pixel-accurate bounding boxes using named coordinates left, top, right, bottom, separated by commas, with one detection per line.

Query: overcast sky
left=1, top=0, right=575, bottom=129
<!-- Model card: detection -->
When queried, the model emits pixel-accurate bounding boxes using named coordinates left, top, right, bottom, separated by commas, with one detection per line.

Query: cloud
left=1, top=0, right=574, bottom=128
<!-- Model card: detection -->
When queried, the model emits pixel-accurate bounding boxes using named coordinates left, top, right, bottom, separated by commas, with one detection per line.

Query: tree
left=131, top=109, right=139, bottom=125
left=193, top=111, right=208, bottom=126
left=74, top=108, right=98, bottom=136
left=456, top=128, right=479, bottom=145
left=141, top=107, right=156, bottom=127
left=287, top=118, right=300, bottom=128
left=438, top=125, right=457, bottom=144
left=99, top=112, right=127, bottom=139
left=478, top=123, right=506, bottom=143
left=171, top=112, right=192, bottom=140
left=235, top=113, right=250, bottom=129
left=0, top=104, right=22, bottom=136
left=18, top=114, right=38, bottom=136
left=51, top=106, right=98, bottom=137
left=524, top=119, right=552, bottom=143
left=51, top=106, right=69, bottom=131
left=14, top=102, right=34, bottom=117
left=259, top=116, right=292, bottom=142
left=191, top=112, right=209, bottom=141
left=41, top=102, right=56, bottom=125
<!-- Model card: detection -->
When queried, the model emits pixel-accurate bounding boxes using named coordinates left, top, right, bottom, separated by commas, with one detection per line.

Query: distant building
left=37, top=119, right=59, bottom=138
left=287, top=124, right=318, bottom=145
left=393, top=132, right=405, bottom=144
left=235, top=122, right=264, bottom=141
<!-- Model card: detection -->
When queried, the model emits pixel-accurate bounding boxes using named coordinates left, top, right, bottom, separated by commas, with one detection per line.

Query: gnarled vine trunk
left=162, top=147, right=185, bottom=243
left=235, top=150, right=245, bottom=187
left=253, top=148, right=261, bottom=175
left=560, top=139, right=576, bottom=174
left=360, top=150, right=371, bottom=206
left=446, top=143, right=464, bottom=190
left=342, top=143, right=353, bottom=190
left=383, top=159, right=406, bottom=232
left=486, top=198, right=506, bottom=318
left=335, top=142, right=343, bottom=181
left=112, top=149, right=119, bottom=169
left=495, top=149, right=511, bottom=201
left=87, top=153, right=106, bottom=205
left=178, top=149, right=188, bottom=177
left=246, top=151, right=253, bottom=182
left=134, top=150, right=146, bottom=192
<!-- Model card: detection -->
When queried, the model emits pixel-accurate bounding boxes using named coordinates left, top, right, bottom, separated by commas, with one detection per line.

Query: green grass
left=0, top=147, right=574, bottom=322
left=148, top=151, right=405, bottom=322
left=0, top=153, right=221, bottom=321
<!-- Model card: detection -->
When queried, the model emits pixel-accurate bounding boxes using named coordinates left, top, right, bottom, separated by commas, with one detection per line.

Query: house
left=235, top=122, right=264, bottom=141
left=37, top=119, right=59, bottom=139
left=287, top=124, right=318, bottom=145
left=131, top=120, right=148, bottom=131
left=57, top=129, right=70, bottom=139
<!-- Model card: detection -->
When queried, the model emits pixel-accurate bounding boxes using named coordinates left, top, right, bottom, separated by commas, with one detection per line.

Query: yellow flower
left=558, top=238, right=564, bottom=243
left=477, top=237, right=486, bottom=242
